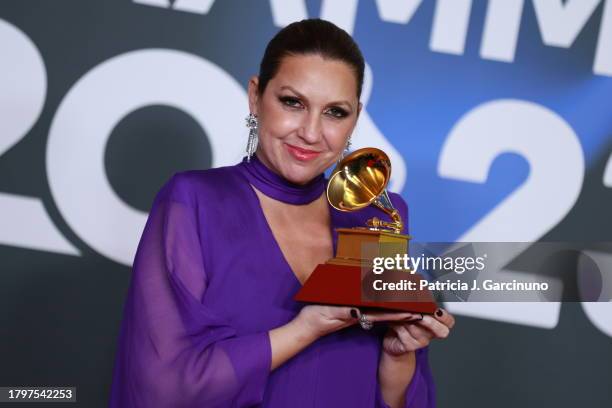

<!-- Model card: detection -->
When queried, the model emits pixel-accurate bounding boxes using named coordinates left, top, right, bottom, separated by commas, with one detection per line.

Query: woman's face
left=248, top=54, right=362, bottom=185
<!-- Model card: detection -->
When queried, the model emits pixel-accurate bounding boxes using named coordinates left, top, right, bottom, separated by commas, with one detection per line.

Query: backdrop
left=1, top=0, right=611, bottom=407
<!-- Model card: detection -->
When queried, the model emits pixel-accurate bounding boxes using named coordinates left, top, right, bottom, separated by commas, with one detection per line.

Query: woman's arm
left=378, top=351, right=416, bottom=408
left=269, top=314, right=319, bottom=370
left=377, top=311, right=455, bottom=408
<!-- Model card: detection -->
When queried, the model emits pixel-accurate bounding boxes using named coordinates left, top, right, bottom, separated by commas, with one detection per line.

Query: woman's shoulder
left=155, top=164, right=244, bottom=207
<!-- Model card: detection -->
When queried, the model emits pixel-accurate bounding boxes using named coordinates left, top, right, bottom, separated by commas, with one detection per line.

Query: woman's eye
left=279, top=96, right=302, bottom=108
left=326, top=107, right=349, bottom=118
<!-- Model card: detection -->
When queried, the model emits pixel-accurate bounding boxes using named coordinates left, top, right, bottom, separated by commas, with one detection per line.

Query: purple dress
left=109, top=155, right=436, bottom=407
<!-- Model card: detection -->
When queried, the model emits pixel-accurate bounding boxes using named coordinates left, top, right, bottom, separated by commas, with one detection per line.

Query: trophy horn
left=327, top=147, right=403, bottom=234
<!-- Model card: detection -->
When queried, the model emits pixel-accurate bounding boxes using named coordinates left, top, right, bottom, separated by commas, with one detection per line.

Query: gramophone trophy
left=295, top=148, right=437, bottom=314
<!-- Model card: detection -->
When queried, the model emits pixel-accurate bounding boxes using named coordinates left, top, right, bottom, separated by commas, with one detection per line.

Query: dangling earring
left=245, top=113, right=258, bottom=162
left=338, top=137, right=352, bottom=163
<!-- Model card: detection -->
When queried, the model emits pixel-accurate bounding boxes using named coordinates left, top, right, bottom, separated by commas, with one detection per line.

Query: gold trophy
left=295, top=147, right=437, bottom=313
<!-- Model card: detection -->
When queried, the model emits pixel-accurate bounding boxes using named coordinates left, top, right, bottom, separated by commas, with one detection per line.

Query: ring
left=359, top=313, right=373, bottom=330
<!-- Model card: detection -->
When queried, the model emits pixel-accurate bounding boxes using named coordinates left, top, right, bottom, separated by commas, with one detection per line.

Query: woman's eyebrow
left=279, top=85, right=354, bottom=111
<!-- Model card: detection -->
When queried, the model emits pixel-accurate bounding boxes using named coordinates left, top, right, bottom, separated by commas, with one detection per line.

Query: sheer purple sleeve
left=375, top=348, right=437, bottom=408
left=109, top=175, right=271, bottom=408
left=376, top=194, right=437, bottom=407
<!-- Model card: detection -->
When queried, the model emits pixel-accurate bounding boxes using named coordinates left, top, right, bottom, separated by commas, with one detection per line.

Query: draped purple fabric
left=109, top=158, right=435, bottom=407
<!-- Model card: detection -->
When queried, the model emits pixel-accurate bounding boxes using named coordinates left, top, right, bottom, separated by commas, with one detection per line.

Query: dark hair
left=258, top=19, right=365, bottom=99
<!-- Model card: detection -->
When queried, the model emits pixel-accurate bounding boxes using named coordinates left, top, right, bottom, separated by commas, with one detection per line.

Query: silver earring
left=338, top=137, right=352, bottom=163
left=245, top=113, right=258, bottom=162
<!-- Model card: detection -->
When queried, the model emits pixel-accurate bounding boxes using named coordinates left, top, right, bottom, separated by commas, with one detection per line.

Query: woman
left=109, top=19, right=454, bottom=408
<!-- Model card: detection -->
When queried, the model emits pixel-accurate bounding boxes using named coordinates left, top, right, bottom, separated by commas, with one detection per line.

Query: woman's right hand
left=270, top=305, right=418, bottom=370
left=295, top=305, right=415, bottom=339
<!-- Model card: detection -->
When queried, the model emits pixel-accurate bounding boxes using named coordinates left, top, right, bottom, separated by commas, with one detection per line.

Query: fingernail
left=435, top=309, right=444, bottom=317
left=350, top=309, right=358, bottom=318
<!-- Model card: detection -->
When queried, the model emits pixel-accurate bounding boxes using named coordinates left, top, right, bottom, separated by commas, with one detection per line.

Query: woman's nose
left=298, top=112, right=323, bottom=144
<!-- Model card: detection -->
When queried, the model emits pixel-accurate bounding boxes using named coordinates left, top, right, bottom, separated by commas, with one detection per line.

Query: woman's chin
left=272, top=149, right=335, bottom=184
left=280, top=165, right=322, bottom=186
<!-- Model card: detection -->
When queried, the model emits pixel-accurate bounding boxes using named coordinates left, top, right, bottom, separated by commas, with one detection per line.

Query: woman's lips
left=285, top=143, right=321, bottom=161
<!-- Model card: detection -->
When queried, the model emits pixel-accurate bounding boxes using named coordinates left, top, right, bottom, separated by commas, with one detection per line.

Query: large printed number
left=578, top=154, right=612, bottom=337
left=0, top=18, right=247, bottom=263
left=0, top=20, right=79, bottom=255
left=604, top=153, right=612, bottom=188
left=47, top=49, right=247, bottom=265
left=438, top=100, right=584, bottom=328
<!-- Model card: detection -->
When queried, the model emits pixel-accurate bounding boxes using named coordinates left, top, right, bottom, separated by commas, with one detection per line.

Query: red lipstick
left=285, top=143, right=321, bottom=161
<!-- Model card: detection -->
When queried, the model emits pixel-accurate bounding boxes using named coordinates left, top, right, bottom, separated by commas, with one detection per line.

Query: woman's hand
left=377, top=309, right=455, bottom=408
left=382, top=308, right=455, bottom=356
left=295, top=305, right=414, bottom=339
left=270, top=305, right=415, bottom=371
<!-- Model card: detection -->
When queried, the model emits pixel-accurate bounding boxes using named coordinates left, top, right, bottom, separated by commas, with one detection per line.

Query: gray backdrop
left=1, top=1, right=611, bottom=407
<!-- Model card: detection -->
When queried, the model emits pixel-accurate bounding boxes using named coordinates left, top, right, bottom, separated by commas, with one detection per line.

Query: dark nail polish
left=436, top=309, right=444, bottom=317
left=350, top=309, right=358, bottom=318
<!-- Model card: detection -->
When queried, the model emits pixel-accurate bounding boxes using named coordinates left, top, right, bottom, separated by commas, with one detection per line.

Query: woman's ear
left=247, top=76, right=260, bottom=116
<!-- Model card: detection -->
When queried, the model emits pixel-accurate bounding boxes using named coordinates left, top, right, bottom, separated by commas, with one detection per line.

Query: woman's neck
left=238, top=153, right=326, bottom=205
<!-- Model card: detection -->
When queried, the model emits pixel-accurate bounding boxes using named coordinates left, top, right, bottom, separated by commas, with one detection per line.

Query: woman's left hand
left=382, top=308, right=455, bottom=356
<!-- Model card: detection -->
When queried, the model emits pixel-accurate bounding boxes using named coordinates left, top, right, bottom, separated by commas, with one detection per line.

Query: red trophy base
left=294, top=218, right=439, bottom=315
left=295, top=263, right=437, bottom=313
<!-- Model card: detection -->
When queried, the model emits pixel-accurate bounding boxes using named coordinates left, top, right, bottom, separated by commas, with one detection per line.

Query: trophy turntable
left=294, top=147, right=437, bottom=314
